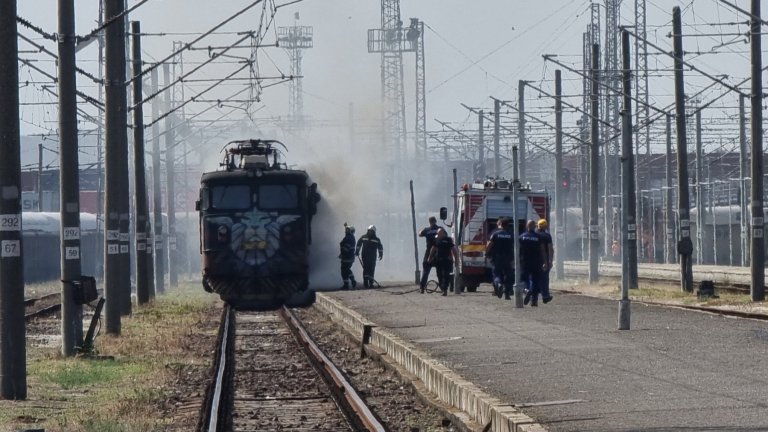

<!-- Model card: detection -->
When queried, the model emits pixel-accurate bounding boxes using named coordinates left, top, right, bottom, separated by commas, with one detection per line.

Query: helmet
left=344, top=222, right=355, bottom=234
left=368, top=225, right=376, bottom=233
left=537, top=219, right=548, bottom=229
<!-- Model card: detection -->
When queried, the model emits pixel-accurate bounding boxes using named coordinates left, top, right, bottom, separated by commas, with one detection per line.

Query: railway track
left=25, top=293, right=61, bottom=321
left=564, top=261, right=750, bottom=294
left=199, top=305, right=385, bottom=432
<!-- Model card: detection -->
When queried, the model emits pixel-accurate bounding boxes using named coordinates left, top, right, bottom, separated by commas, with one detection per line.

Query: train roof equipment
left=220, top=139, right=289, bottom=172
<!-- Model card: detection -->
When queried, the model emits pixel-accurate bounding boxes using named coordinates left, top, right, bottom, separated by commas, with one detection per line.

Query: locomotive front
left=197, top=140, right=319, bottom=310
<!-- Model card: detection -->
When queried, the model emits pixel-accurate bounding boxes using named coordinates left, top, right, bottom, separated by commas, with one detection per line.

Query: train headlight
left=255, top=169, right=264, bottom=177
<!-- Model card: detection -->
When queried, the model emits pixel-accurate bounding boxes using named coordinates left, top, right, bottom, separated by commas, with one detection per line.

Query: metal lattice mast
left=278, top=21, right=313, bottom=131
left=634, top=0, right=649, bottom=155
left=634, top=0, right=650, bottom=266
left=413, top=19, right=427, bottom=160
left=604, top=0, right=621, bottom=254
left=368, top=0, right=408, bottom=164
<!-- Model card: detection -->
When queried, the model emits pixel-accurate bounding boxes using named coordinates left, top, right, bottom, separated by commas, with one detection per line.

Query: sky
left=15, top=1, right=759, bottom=165
left=14, top=0, right=762, bottom=282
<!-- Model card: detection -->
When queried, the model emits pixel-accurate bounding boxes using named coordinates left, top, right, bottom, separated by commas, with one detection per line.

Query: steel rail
left=281, top=307, right=386, bottom=432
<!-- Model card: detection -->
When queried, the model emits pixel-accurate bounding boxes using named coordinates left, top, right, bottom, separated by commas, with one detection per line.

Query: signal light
left=560, top=168, right=571, bottom=192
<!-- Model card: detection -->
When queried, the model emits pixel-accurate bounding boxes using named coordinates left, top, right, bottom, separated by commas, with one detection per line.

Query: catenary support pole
left=554, top=69, right=564, bottom=281
left=0, top=0, right=27, bottom=400
left=58, top=0, right=84, bottom=355
left=695, top=110, right=704, bottom=265
left=739, top=94, right=749, bottom=267
left=151, top=68, right=164, bottom=295
left=104, top=0, right=129, bottom=332
left=749, top=0, right=765, bottom=301
left=589, top=44, right=600, bottom=284
left=478, top=110, right=485, bottom=179
left=493, top=99, right=501, bottom=178
left=38, top=144, right=43, bottom=211
left=665, top=114, right=675, bottom=264
left=672, top=6, right=694, bottom=292
left=163, top=64, right=178, bottom=288
left=517, top=81, right=527, bottom=184
left=131, top=21, right=151, bottom=305
left=619, top=30, right=636, bottom=330
left=512, top=146, right=524, bottom=308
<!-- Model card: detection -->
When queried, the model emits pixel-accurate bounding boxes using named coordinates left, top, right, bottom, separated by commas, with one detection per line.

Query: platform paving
left=319, top=283, right=768, bottom=432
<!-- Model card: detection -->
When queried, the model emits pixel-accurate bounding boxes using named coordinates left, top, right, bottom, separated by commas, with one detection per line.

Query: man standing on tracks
left=356, top=225, right=384, bottom=288
left=427, top=228, right=460, bottom=296
left=338, top=223, right=358, bottom=290
left=536, top=219, right=554, bottom=304
left=418, top=216, right=440, bottom=294
left=520, top=220, right=548, bottom=307
left=486, top=217, right=515, bottom=300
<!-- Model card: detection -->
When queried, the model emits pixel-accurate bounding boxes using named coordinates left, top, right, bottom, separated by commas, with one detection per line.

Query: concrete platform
left=315, top=283, right=768, bottom=432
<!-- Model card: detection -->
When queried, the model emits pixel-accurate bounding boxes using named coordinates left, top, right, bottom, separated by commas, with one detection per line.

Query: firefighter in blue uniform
left=418, top=216, right=440, bottom=293
left=486, top=217, right=515, bottom=300
left=520, top=220, right=548, bottom=306
left=338, top=223, right=357, bottom=290
left=536, top=219, right=554, bottom=303
left=427, top=228, right=460, bottom=296
left=355, top=225, right=384, bottom=288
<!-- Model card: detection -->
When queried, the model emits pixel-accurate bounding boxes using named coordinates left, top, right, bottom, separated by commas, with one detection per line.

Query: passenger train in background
left=197, top=139, right=320, bottom=310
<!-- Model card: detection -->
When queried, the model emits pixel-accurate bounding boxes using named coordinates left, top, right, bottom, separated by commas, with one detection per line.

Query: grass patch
left=31, top=358, right=145, bottom=390
left=0, top=281, right=220, bottom=432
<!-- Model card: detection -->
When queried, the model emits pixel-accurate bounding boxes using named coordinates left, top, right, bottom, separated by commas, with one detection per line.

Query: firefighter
left=520, top=220, right=548, bottom=307
left=536, top=219, right=554, bottom=304
left=355, top=225, right=384, bottom=288
left=485, top=217, right=515, bottom=300
left=338, top=223, right=357, bottom=290
left=427, top=228, right=459, bottom=296
left=418, top=216, right=440, bottom=293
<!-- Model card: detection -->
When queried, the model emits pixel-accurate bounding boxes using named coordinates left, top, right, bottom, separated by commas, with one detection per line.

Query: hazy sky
left=15, top=0, right=758, bottom=166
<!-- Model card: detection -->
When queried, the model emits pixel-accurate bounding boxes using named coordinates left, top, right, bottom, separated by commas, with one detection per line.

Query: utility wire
left=130, top=0, right=264, bottom=84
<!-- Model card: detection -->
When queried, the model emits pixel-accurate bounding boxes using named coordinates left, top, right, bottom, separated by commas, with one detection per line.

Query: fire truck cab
left=446, top=178, right=549, bottom=292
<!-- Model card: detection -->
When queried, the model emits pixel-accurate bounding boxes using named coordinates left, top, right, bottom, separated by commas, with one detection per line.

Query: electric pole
left=672, top=6, right=694, bottom=293
left=478, top=110, right=485, bottom=179
left=104, top=0, right=130, bottom=332
left=739, top=94, right=749, bottom=267
left=493, top=99, right=501, bottom=177
left=0, top=0, right=27, bottom=400
left=589, top=44, right=600, bottom=284
left=554, top=69, right=564, bottom=281
left=151, top=68, right=165, bottom=295
left=132, top=21, right=151, bottom=304
left=58, top=0, right=84, bottom=356
left=517, top=81, right=527, bottom=183
left=619, top=30, right=636, bottom=330
left=163, top=64, right=178, bottom=288
left=749, top=0, right=765, bottom=301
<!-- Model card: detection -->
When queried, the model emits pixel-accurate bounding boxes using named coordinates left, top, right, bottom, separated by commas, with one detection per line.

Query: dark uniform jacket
left=487, top=228, right=514, bottom=263
left=434, top=237, right=456, bottom=263
left=339, top=233, right=356, bottom=263
left=519, top=230, right=543, bottom=273
left=356, top=234, right=383, bottom=261
left=419, top=224, right=440, bottom=261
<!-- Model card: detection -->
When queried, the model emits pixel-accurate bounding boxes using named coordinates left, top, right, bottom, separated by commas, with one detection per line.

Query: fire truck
left=443, top=178, right=549, bottom=292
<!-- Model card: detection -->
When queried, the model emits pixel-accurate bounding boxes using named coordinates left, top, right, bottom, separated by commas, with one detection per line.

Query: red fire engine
left=446, top=178, right=549, bottom=292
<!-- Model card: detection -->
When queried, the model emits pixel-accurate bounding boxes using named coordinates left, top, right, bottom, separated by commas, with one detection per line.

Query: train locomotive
left=196, top=139, right=320, bottom=310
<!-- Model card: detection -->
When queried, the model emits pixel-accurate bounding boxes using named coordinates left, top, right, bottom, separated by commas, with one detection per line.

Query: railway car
left=196, top=139, right=320, bottom=310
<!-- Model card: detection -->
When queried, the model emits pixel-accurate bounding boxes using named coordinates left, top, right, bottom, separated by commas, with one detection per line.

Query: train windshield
left=211, top=184, right=251, bottom=210
left=258, top=184, right=299, bottom=211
